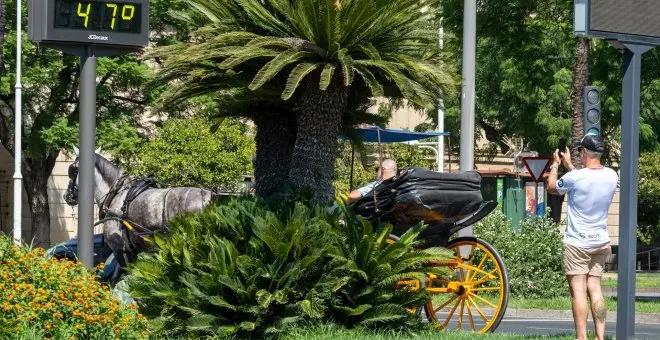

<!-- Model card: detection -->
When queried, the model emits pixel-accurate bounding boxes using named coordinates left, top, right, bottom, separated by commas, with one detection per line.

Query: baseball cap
left=578, top=134, right=605, bottom=153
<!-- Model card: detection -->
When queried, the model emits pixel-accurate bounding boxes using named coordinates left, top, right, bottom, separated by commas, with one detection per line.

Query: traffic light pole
left=77, top=47, right=97, bottom=269
left=616, top=42, right=652, bottom=340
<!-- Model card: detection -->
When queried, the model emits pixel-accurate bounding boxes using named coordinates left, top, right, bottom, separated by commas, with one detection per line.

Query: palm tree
left=569, top=37, right=589, bottom=169
left=152, top=0, right=456, bottom=201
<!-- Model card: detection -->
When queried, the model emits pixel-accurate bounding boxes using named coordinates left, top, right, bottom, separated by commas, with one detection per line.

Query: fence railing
left=605, top=246, right=660, bottom=272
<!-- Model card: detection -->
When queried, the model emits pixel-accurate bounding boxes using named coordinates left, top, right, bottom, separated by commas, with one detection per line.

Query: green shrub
left=129, top=117, right=255, bottom=192
left=125, top=198, right=452, bottom=338
left=472, top=211, right=567, bottom=298
left=638, top=152, right=660, bottom=245
left=0, top=234, right=146, bottom=339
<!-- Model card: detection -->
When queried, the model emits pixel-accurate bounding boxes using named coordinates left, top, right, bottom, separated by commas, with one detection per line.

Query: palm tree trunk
left=569, top=37, right=589, bottom=169
left=253, top=108, right=296, bottom=199
left=288, top=74, right=348, bottom=202
left=22, top=152, right=59, bottom=247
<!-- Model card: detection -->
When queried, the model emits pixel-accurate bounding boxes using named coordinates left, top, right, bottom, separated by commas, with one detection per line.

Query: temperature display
left=53, top=0, right=142, bottom=34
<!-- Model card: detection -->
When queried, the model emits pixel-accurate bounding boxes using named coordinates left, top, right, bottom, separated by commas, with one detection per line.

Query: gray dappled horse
left=63, top=147, right=214, bottom=267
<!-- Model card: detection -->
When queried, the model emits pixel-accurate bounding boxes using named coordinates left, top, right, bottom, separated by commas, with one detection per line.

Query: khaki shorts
left=563, top=243, right=611, bottom=277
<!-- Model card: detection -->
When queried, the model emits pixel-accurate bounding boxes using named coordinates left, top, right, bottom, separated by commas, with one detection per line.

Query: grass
left=507, top=296, right=660, bottom=313
left=601, top=273, right=660, bottom=289
left=281, top=324, right=576, bottom=340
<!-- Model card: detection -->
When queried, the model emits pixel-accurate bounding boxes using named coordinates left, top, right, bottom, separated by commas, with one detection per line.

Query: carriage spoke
left=469, top=250, right=489, bottom=281
left=466, top=298, right=476, bottom=332
left=465, top=265, right=496, bottom=282
left=442, top=297, right=461, bottom=328
left=470, top=292, right=498, bottom=308
left=472, top=268, right=499, bottom=286
left=468, top=296, right=489, bottom=323
left=470, top=286, right=501, bottom=292
left=457, top=298, right=465, bottom=330
left=433, top=294, right=458, bottom=313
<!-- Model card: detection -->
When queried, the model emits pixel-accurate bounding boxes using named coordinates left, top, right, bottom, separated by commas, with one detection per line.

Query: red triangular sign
left=522, top=157, right=552, bottom=182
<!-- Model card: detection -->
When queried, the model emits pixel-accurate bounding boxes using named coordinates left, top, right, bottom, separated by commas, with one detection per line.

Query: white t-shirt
left=357, top=180, right=382, bottom=197
left=556, top=166, right=618, bottom=248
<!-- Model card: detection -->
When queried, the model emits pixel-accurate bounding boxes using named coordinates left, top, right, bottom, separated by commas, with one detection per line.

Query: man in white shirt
left=348, top=159, right=397, bottom=201
left=548, top=134, right=618, bottom=340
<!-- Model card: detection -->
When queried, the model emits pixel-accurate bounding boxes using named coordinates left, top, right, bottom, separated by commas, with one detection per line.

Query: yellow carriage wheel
left=424, top=237, right=509, bottom=333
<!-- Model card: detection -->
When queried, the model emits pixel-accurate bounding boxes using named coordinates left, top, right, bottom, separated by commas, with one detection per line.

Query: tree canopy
left=128, top=117, right=255, bottom=192
left=151, top=0, right=458, bottom=201
left=436, top=0, right=660, bottom=158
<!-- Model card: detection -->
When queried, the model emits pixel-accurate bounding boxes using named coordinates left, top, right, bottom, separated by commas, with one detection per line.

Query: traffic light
left=583, top=86, right=601, bottom=136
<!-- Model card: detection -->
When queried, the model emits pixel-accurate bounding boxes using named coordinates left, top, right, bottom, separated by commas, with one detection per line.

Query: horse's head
left=64, top=146, right=102, bottom=206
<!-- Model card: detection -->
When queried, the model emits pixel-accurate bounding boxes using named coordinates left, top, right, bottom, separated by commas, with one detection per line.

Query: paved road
left=494, top=315, right=660, bottom=339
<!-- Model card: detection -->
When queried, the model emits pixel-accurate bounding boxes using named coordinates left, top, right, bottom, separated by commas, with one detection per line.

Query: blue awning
left=342, top=126, right=449, bottom=143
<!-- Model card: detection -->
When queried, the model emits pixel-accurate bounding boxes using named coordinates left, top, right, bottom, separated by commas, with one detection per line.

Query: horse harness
left=100, top=176, right=170, bottom=235
left=99, top=175, right=173, bottom=268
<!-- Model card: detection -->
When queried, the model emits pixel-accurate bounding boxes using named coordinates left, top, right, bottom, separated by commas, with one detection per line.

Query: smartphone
left=558, top=138, right=567, bottom=158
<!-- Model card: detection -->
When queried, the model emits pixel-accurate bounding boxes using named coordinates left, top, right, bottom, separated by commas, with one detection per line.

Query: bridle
left=63, top=158, right=130, bottom=212
left=64, top=159, right=80, bottom=206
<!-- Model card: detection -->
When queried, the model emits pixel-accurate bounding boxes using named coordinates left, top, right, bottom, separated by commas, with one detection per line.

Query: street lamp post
left=13, top=0, right=23, bottom=245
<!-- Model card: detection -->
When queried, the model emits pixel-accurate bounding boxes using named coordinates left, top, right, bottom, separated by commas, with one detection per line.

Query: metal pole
left=78, top=47, right=97, bottom=268
left=616, top=43, right=652, bottom=340
left=349, top=143, right=355, bottom=192
left=458, top=0, right=476, bottom=237
left=438, top=18, right=445, bottom=173
left=13, top=0, right=23, bottom=245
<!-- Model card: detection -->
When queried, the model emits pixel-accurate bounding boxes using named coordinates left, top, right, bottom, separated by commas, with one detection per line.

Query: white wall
left=0, top=147, right=80, bottom=245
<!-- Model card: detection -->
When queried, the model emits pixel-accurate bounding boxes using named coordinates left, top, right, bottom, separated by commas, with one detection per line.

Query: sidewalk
left=505, top=308, right=660, bottom=324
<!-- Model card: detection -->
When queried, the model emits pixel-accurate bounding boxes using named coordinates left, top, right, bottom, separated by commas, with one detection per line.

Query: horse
left=63, top=147, right=215, bottom=269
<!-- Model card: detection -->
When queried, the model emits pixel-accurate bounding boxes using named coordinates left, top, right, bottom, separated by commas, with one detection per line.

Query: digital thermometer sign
left=53, top=0, right=142, bottom=34
left=29, top=0, right=149, bottom=49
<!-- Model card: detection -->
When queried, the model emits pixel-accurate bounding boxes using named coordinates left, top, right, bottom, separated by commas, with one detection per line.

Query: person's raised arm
left=548, top=149, right=562, bottom=195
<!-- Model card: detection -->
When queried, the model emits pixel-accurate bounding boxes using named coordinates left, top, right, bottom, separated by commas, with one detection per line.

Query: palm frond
left=249, top=50, right=313, bottom=91
left=319, top=63, right=337, bottom=90
left=340, top=55, right=355, bottom=86
left=282, top=62, right=321, bottom=99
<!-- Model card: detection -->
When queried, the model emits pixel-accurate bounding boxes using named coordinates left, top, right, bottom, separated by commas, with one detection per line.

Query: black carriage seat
left=351, top=168, right=496, bottom=247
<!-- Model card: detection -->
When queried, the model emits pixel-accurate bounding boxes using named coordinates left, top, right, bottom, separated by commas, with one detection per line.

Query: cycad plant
left=125, top=198, right=453, bottom=338
left=326, top=203, right=453, bottom=328
left=152, top=0, right=456, bottom=201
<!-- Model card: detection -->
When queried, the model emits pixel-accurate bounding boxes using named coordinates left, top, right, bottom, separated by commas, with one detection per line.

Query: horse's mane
left=94, top=154, right=126, bottom=185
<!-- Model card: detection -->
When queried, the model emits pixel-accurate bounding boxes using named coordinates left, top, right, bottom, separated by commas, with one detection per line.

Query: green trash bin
left=503, top=177, right=525, bottom=231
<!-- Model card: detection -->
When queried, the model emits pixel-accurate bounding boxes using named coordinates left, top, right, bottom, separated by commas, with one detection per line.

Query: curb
left=603, top=287, right=660, bottom=295
left=505, top=308, right=660, bottom=324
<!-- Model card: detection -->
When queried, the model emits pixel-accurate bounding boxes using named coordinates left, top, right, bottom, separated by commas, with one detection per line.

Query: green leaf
left=186, top=313, right=218, bottom=331
left=256, top=289, right=273, bottom=308
left=282, top=62, right=321, bottom=100
left=319, top=63, right=336, bottom=90
left=239, top=321, right=257, bottom=331
left=354, top=65, right=384, bottom=97
left=218, top=47, right=280, bottom=69
left=249, top=50, right=312, bottom=91
left=358, top=42, right=381, bottom=60
left=340, top=55, right=355, bottom=86
left=207, top=295, right=237, bottom=311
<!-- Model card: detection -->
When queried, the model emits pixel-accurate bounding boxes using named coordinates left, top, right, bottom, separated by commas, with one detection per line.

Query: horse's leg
left=103, top=219, right=131, bottom=268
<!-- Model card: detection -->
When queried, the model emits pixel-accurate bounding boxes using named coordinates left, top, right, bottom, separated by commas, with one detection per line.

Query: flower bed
left=0, top=234, right=146, bottom=339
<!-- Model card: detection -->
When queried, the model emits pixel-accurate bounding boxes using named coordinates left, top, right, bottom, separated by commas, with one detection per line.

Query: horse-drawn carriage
left=51, top=126, right=510, bottom=333
left=350, top=167, right=509, bottom=333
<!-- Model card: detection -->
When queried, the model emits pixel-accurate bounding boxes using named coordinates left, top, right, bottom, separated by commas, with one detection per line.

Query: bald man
left=348, top=159, right=398, bottom=201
